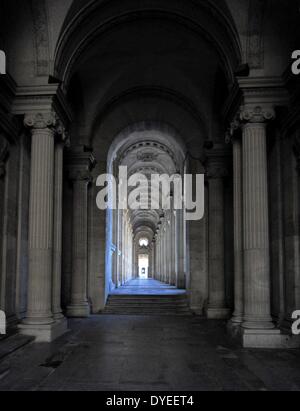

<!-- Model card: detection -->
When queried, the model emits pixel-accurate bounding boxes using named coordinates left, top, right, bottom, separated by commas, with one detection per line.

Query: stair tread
left=103, top=293, right=192, bottom=316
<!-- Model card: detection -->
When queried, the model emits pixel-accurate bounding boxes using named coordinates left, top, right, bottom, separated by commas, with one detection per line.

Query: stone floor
left=111, top=278, right=186, bottom=295
left=0, top=315, right=300, bottom=391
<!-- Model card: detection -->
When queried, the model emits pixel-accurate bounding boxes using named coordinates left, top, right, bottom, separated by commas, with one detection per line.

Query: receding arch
left=104, top=120, right=189, bottom=292
left=54, top=0, right=242, bottom=88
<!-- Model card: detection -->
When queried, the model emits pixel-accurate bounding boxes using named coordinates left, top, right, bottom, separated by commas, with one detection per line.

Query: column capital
left=225, top=112, right=243, bottom=145
left=24, top=111, right=58, bottom=130
left=24, top=112, right=70, bottom=145
left=55, top=120, right=70, bottom=146
left=66, top=145, right=96, bottom=182
left=240, top=105, right=275, bottom=124
left=13, top=84, right=73, bottom=130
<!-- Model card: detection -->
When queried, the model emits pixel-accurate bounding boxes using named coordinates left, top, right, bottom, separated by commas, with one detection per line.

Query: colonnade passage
left=0, top=0, right=300, bottom=356
left=110, top=207, right=186, bottom=293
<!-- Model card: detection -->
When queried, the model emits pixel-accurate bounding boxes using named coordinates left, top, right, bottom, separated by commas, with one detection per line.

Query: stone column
left=123, top=223, right=126, bottom=284
left=231, top=132, right=244, bottom=325
left=152, top=240, right=156, bottom=279
left=52, top=129, right=68, bottom=323
left=170, top=203, right=176, bottom=286
left=135, top=241, right=139, bottom=278
left=155, top=233, right=160, bottom=280
left=148, top=245, right=152, bottom=279
left=66, top=147, right=95, bottom=318
left=0, top=138, right=8, bottom=313
left=167, top=213, right=172, bottom=284
left=122, top=212, right=126, bottom=284
left=158, top=225, right=162, bottom=282
left=162, top=220, right=167, bottom=283
left=124, top=216, right=127, bottom=282
left=112, top=208, right=118, bottom=287
left=20, top=112, right=66, bottom=342
left=206, top=146, right=230, bottom=319
left=117, top=210, right=122, bottom=285
left=240, top=107, right=281, bottom=346
left=188, top=159, right=208, bottom=314
left=164, top=217, right=167, bottom=284
left=159, top=229, right=163, bottom=282
left=176, top=209, right=185, bottom=289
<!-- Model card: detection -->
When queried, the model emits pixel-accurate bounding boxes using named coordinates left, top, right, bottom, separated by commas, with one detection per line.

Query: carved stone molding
left=30, top=0, right=50, bottom=77
left=247, top=0, right=266, bottom=69
left=24, top=111, right=57, bottom=130
left=240, top=106, right=275, bottom=124
left=55, top=120, right=70, bottom=146
left=24, top=112, right=71, bottom=146
left=13, top=85, right=73, bottom=133
left=225, top=113, right=242, bottom=145
left=137, top=151, right=159, bottom=162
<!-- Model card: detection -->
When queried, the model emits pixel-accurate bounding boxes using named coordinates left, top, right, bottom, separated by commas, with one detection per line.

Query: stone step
left=109, top=295, right=186, bottom=303
left=103, top=294, right=192, bottom=316
left=103, top=307, right=191, bottom=312
left=105, top=306, right=191, bottom=311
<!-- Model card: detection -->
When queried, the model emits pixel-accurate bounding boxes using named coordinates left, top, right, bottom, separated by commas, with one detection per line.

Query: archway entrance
left=138, top=254, right=149, bottom=279
left=53, top=0, right=241, bottom=318
left=104, top=124, right=188, bottom=298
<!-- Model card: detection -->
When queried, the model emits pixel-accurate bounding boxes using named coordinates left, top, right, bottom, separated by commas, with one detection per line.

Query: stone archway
left=104, top=123, right=188, bottom=295
left=17, top=0, right=243, bottom=342
left=54, top=0, right=241, bottom=321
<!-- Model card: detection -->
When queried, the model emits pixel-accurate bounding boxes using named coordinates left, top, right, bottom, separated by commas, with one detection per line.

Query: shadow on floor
left=0, top=315, right=300, bottom=391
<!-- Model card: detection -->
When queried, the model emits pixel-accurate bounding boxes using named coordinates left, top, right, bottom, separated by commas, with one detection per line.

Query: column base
left=206, top=307, right=231, bottom=320
left=242, top=328, right=282, bottom=349
left=66, top=303, right=90, bottom=318
left=230, top=314, right=243, bottom=324
left=19, top=318, right=68, bottom=343
left=53, top=312, right=65, bottom=321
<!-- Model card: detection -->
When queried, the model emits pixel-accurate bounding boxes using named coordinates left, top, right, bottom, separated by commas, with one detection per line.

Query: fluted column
left=160, top=225, right=164, bottom=282
left=122, top=212, right=126, bottom=284
left=117, top=210, right=122, bottom=285
left=176, top=209, right=185, bottom=289
left=158, top=230, right=162, bottom=281
left=20, top=112, right=67, bottom=342
left=148, top=244, right=152, bottom=279
left=231, top=133, right=244, bottom=324
left=23, top=113, right=55, bottom=326
left=166, top=212, right=172, bottom=284
left=206, top=147, right=230, bottom=319
left=241, top=107, right=275, bottom=331
left=0, top=138, right=8, bottom=314
left=156, top=233, right=160, bottom=280
left=170, top=206, right=177, bottom=286
left=112, top=207, right=118, bottom=287
left=52, top=129, right=68, bottom=321
left=152, top=240, right=156, bottom=279
left=66, top=148, right=95, bottom=318
left=162, top=220, right=167, bottom=283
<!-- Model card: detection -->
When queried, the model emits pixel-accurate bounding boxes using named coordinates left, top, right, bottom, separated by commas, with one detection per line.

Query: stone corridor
left=0, top=316, right=300, bottom=391
left=110, top=279, right=186, bottom=296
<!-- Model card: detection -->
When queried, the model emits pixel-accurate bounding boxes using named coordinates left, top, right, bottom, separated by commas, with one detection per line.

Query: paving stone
left=0, top=315, right=299, bottom=391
